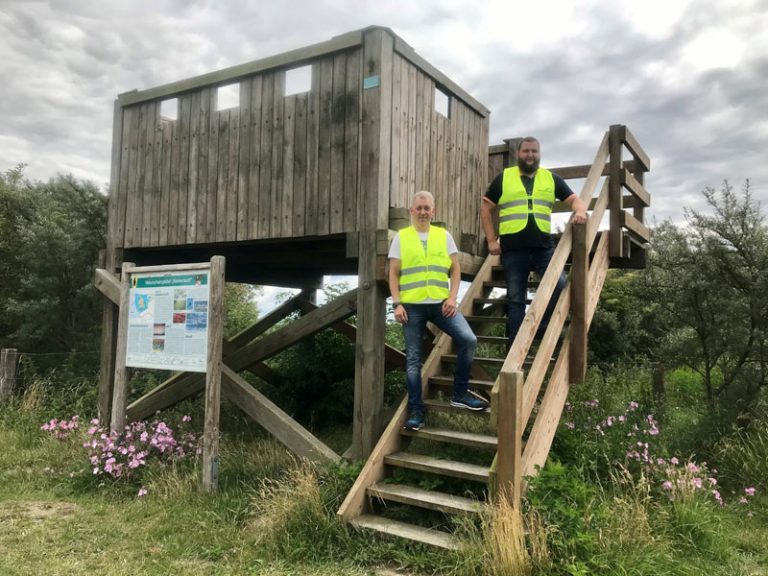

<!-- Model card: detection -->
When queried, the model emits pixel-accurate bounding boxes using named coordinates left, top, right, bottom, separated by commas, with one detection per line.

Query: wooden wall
left=388, top=53, right=488, bottom=253
left=110, top=29, right=490, bottom=257
left=115, top=48, right=363, bottom=250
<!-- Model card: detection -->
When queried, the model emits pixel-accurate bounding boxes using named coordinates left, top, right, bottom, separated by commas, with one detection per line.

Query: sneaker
left=404, top=410, right=425, bottom=431
left=450, top=392, right=489, bottom=411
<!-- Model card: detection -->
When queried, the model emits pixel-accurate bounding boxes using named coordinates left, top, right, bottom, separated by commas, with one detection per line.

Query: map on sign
left=126, top=269, right=210, bottom=372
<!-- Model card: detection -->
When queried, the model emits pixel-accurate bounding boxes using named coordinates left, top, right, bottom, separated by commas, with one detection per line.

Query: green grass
left=1, top=368, right=767, bottom=576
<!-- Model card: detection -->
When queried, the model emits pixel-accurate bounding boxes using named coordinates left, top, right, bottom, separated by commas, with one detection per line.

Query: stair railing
left=493, top=125, right=651, bottom=504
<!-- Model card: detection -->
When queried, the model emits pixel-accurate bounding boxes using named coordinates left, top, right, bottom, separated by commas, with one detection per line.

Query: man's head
left=517, top=137, right=540, bottom=175
left=410, top=191, right=435, bottom=227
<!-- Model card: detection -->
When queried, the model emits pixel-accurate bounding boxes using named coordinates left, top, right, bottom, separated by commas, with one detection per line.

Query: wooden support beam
left=351, top=27, right=393, bottom=460
left=0, top=349, right=19, bottom=399
left=608, top=125, right=624, bottom=259
left=221, top=365, right=340, bottom=464
left=622, top=126, right=651, bottom=172
left=570, top=223, right=588, bottom=385
left=94, top=268, right=122, bottom=305
left=496, top=370, right=523, bottom=506
left=225, top=288, right=358, bottom=371
left=296, top=300, right=406, bottom=371
left=619, top=211, right=651, bottom=243
left=202, top=256, right=225, bottom=491
left=110, top=262, right=135, bottom=432
left=621, top=169, right=650, bottom=208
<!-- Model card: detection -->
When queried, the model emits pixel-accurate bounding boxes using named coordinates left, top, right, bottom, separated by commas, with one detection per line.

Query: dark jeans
left=402, top=303, right=477, bottom=413
left=501, top=247, right=567, bottom=345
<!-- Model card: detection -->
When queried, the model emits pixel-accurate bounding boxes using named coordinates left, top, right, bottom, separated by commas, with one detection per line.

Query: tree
left=642, top=181, right=768, bottom=409
left=224, top=282, right=261, bottom=338
left=0, top=168, right=107, bottom=355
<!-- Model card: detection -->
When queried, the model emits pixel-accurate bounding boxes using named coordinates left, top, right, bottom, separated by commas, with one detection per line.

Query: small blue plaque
left=363, top=75, right=380, bottom=90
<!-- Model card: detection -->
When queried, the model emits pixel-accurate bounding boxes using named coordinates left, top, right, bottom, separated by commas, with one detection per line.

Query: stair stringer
left=337, top=253, right=499, bottom=522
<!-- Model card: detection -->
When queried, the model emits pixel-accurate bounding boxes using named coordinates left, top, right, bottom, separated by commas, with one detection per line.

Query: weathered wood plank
left=168, top=112, right=181, bottom=244
left=390, top=54, right=403, bottom=209
left=215, top=108, right=230, bottom=242
left=225, top=107, right=240, bottom=242
left=196, top=88, right=212, bottom=243
left=116, top=105, right=137, bottom=247
left=247, top=76, right=263, bottom=239
left=305, top=63, right=320, bottom=236
left=570, top=223, right=588, bottom=385
left=317, top=57, right=334, bottom=236
left=141, top=102, right=157, bottom=247
left=619, top=210, right=651, bottom=243
left=622, top=125, right=650, bottom=172
left=270, top=71, right=285, bottom=238
left=0, top=349, right=19, bottom=400
left=344, top=50, right=363, bottom=231
left=258, top=73, right=274, bottom=239
left=237, top=80, right=252, bottom=241
left=496, top=370, right=523, bottom=505
left=222, top=365, right=340, bottom=464
left=406, top=61, right=417, bottom=199
left=621, top=168, right=650, bottom=207
left=186, top=90, right=202, bottom=244
left=608, top=124, right=624, bottom=258
left=202, top=255, right=225, bottom=491
left=330, top=52, right=346, bottom=234
left=110, top=262, right=135, bottom=432
left=292, top=92, right=308, bottom=237
left=281, top=94, right=295, bottom=238
left=149, top=111, right=164, bottom=246
left=176, top=95, right=192, bottom=245
left=158, top=118, right=172, bottom=245
left=94, top=268, right=121, bottom=305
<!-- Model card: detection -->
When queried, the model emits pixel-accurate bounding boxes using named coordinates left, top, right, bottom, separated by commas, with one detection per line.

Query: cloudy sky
left=1, top=0, right=767, bottom=227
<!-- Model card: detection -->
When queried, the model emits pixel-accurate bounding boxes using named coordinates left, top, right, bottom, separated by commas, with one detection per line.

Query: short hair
left=411, top=190, right=434, bottom=206
left=517, top=136, right=540, bottom=151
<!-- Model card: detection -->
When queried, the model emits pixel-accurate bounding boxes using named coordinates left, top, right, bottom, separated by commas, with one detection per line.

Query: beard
left=517, top=156, right=539, bottom=174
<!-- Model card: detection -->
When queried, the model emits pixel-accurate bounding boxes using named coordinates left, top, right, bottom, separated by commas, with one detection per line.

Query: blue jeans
left=502, top=247, right=567, bottom=345
left=402, top=303, right=477, bottom=413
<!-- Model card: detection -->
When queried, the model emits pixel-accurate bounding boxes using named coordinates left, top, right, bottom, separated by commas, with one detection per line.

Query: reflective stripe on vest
left=398, top=225, right=452, bottom=303
left=498, top=166, right=555, bottom=235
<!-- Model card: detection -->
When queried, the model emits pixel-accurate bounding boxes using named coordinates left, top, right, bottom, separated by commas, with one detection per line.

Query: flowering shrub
left=40, top=415, right=80, bottom=440
left=42, top=414, right=200, bottom=497
left=559, top=399, right=757, bottom=510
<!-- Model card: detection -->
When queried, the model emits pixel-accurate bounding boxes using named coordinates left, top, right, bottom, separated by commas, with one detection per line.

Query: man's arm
left=388, top=257, right=408, bottom=323
left=564, top=194, right=588, bottom=224
left=481, top=197, right=501, bottom=255
left=442, top=254, right=461, bottom=318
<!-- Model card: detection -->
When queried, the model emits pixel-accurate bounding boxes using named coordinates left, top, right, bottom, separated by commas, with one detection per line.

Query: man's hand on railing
left=572, top=210, right=588, bottom=225
left=487, top=237, right=501, bottom=255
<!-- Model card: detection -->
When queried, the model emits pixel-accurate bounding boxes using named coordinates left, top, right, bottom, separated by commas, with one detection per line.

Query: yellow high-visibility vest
left=398, top=225, right=451, bottom=303
left=498, top=166, right=555, bottom=235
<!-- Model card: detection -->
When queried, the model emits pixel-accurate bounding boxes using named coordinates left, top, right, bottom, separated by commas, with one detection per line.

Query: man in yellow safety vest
left=389, top=191, right=488, bottom=431
left=480, top=137, right=588, bottom=347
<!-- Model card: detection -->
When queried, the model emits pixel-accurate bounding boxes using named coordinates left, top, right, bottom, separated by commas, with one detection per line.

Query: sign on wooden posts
left=111, top=258, right=225, bottom=491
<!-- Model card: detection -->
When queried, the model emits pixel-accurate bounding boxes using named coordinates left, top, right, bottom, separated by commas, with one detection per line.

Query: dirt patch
left=0, top=500, right=79, bottom=521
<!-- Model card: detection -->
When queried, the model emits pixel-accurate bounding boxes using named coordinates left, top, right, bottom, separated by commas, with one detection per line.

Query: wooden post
left=608, top=124, right=624, bottom=259
left=202, top=255, right=225, bottom=491
left=0, top=349, right=19, bottom=399
left=496, top=370, right=524, bottom=506
left=570, top=222, right=588, bottom=384
left=99, top=98, right=125, bottom=425
left=110, top=262, right=135, bottom=433
left=351, top=28, right=393, bottom=460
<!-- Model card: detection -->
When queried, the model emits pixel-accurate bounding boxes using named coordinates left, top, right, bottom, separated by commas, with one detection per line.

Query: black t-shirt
left=485, top=169, right=574, bottom=250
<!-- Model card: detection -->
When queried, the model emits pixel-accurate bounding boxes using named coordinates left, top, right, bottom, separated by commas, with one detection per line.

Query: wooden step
left=472, top=297, right=507, bottom=305
left=424, top=398, right=490, bottom=416
left=429, top=375, right=494, bottom=392
left=476, top=335, right=508, bottom=345
left=464, top=315, right=506, bottom=323
left=443, top=354, right=503, bottom=367
left=401, top=427, right=498, bottom=449
left=367, top=482, right=484, bottom=514
left=351, top=514, right=458, bottom=550
left=384, top=451, right=490, bottom=483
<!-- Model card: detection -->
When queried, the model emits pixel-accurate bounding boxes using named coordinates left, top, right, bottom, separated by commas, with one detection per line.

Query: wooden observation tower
left=96, top=25, right=652, bottom=545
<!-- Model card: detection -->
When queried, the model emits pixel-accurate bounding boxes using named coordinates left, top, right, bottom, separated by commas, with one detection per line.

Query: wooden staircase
left=337, top=125, right=652, bottom=548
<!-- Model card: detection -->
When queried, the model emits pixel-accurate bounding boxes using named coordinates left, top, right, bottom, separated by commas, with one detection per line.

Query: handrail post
left=570, top=222, right=588, bottom=384
left=497, top=370, right=524, bottom=506
left=608, top=124, right=624, bottom=258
